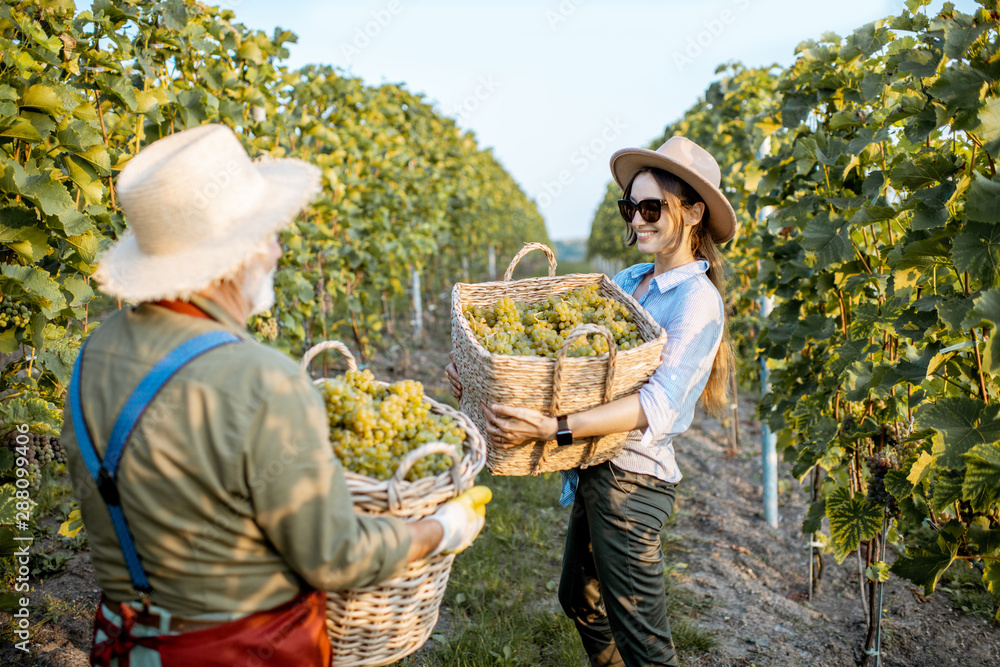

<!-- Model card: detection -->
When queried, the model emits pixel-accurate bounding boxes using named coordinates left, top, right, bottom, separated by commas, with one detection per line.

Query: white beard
left=245, top=266, right=276, bottom=316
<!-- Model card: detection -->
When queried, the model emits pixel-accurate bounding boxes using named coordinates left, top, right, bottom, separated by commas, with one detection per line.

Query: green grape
left=322, top=369, right=466, bottom=481
left=462, top=284, right=642, bottom=358
left=0, top=302, right=30, bottom=330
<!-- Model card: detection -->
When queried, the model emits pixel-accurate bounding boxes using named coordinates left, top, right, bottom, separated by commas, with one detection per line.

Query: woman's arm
left=484, top=393, right=647, bottom=448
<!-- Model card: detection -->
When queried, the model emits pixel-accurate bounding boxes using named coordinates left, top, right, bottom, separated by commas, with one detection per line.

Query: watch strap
left=556, top=415, right=573, bottom=446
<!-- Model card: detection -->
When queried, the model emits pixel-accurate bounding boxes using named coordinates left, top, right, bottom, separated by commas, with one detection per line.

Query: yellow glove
left=428, top=486, right=492, bottom=556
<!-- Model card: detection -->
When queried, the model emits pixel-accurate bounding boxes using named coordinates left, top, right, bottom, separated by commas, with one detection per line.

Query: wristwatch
left=556, top=415, right=573, bottom=446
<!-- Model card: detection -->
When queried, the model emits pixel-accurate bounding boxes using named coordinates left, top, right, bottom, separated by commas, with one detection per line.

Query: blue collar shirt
left=609, top=259, right=724, bottom=483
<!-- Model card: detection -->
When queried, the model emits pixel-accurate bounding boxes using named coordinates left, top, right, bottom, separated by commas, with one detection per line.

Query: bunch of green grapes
left=322, top=369, right=466, bottom=481
left=463, top=284, right=642, bottom=358
left=0, top=302, right=30, bottom=330
left=1, top=431, right=61, bottom=489
left=254, top=313, right=278, bottom=341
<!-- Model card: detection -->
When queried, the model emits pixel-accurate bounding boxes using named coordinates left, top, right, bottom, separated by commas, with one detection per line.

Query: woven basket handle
left=503, top=242, right=557, bottom=282
left=388, top=442, right=465, bottom=513
left=549, top=324, right=617, bottom=417
left=300, top=340, right=358, bottom=376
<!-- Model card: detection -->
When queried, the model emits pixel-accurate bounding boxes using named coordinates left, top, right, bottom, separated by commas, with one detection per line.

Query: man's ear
left=684, top=201, right=706, bottom=227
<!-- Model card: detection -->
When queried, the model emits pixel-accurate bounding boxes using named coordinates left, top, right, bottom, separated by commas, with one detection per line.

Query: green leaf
left=0, top=206, right=49, bottom=262
left=965, top=173, right=1000, bottom=223
left=0, top=328, right=17, bottom=354
left=928, top=63, right=989, bottom=105
left=942, top=19, right=988, bottom=60
left=918, top=398, right=1000, bottom=469
left=62, top=275, right=94, bottom=308
left=844, top=360, right=874, bottom=402
left=63, top=154, right=104, bottom=207
left=866, top=561, right=891, bottom=582
left=908, top=451, right=934, bottom=486
left=0, top=118, right=42, bottom=141
left=177, top=88, right=209, bottom=129
left=850, top=20, right=892, bottom=57
left=952, top=222, right=1000, bottom=289
left=802, top=212, right=852, bottom=269
left=95, top=73, right=137, bottom=111
left=890, top=540, right=957, bottom=594
left=803, top=498, right=826, bottom=534
left=162, top=0, right=189, bottom=31
left=962, top=287, right=1000, bottom=374
left=826, top=486, right=883, bottom=564
left=897, top=49, right=941, bottom=78
left=23, top=175, right=75, bottom=217
left=983, top=562, right=1000, bottom=619
left=76, top=145, right=111, bottom=176
left=963, top=442, right=1000, bottom=511
left=933, top=468, right=965, bottom=510
left=884, top=468, right=914, bottom=501
left=967, top=520, right=1000, bottom=556
left=978, top=98, right=1000, bottom=158
left=0, top=264, right=67, bottom=317
left=935, top=297, right=975, bottom=333
left=889, top=153, right=958, bottom=189
left=20, top=84, right=68, bottom=117
left=910, top=203, right=950, bottom=231
left=849, top=205, right=897, bottom=226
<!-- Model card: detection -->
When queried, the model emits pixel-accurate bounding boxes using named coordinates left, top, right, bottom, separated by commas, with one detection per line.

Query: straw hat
left=610, top=136, right=737, bottom=244
left=93, top=124, right=321, bottom=302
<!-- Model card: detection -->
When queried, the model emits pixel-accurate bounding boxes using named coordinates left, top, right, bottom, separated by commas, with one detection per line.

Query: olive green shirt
left=61, top=295, right=410, bottom=617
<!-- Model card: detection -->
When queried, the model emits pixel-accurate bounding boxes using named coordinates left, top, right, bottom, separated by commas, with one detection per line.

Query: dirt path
left=4, top=338, right=999, bottom=666
left=674, top=395, right=1000, bottom=666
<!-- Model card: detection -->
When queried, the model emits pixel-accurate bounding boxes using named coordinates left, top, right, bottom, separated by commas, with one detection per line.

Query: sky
left=220, top=0, right=980, bottom=241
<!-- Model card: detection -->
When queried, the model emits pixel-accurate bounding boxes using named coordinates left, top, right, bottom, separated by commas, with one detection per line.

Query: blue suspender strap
left=68, top=330, right=241, bottom=594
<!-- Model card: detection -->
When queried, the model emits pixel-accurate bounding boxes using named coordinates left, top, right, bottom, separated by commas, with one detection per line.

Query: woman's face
left=627, top=172, right=683, bottom=257
left=627, top=172, right=706, bottom=262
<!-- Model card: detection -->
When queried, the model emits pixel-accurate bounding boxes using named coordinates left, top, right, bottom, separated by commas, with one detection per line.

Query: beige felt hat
left=93, top=124, right=321, bottom=302
left=610, top=136, right=737, bottom=244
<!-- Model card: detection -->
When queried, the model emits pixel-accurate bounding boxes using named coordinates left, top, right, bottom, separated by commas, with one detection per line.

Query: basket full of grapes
left=299, top=341, right=486, bottom=667
left=451, top=243, right=667, bottom=476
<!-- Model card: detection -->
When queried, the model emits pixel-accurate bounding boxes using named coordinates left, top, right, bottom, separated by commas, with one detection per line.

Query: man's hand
left=428, top=486, right=492, bottom=556
left=483, top=403, right=558, bottom=448
left=445, top=352, right=462, bottom=400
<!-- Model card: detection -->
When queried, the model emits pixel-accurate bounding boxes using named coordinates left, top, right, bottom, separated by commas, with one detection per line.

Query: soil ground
left=2, top=331, right=999, bottom=666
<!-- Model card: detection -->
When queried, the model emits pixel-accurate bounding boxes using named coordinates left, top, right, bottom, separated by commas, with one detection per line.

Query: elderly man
left=62, top=124, right=487, bottom=666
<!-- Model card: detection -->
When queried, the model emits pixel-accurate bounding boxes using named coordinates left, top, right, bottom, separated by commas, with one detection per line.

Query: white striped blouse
left=610, top=259, right=724, bottom=483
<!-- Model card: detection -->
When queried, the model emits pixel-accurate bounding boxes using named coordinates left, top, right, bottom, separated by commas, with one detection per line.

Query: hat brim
left=610, top=147, right=737, bottom=244
left=94, top=158, right=321, bottom=303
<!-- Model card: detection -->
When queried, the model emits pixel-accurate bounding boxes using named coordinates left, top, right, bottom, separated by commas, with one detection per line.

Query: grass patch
left=394, top=472, right=714, bottom=665
left=939, top=563, right=998, bottom=620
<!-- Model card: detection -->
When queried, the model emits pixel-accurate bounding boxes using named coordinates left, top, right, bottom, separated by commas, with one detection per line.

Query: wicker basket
left=300, top=341, right=487, bottom=667
left=451, top=243, right=667, bottom=476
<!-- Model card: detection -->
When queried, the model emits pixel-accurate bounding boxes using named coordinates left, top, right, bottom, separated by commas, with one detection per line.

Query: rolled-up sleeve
left=245, top=371, right=411, bottom=591
left=637, top=287, right=724, bottom=447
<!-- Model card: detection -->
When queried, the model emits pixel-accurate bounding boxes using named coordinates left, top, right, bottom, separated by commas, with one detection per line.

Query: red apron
left=90, top=588, right=331, bottom=667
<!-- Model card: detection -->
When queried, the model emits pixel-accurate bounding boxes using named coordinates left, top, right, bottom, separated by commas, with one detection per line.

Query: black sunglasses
left=617, top=198, right=669, bottom=224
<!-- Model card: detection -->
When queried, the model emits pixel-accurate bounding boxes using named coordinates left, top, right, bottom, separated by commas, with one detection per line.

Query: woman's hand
left=483, top=403, right=557, bottom=448
left=445, top=352, right=462, bottom=399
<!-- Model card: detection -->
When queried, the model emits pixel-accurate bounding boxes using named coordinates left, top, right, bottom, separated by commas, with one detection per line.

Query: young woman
left=446, top=136, right=736, bottom=667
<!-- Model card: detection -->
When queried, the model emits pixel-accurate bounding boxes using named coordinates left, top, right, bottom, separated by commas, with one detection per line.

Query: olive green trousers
left=558, top=461, right=679, bottom=667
